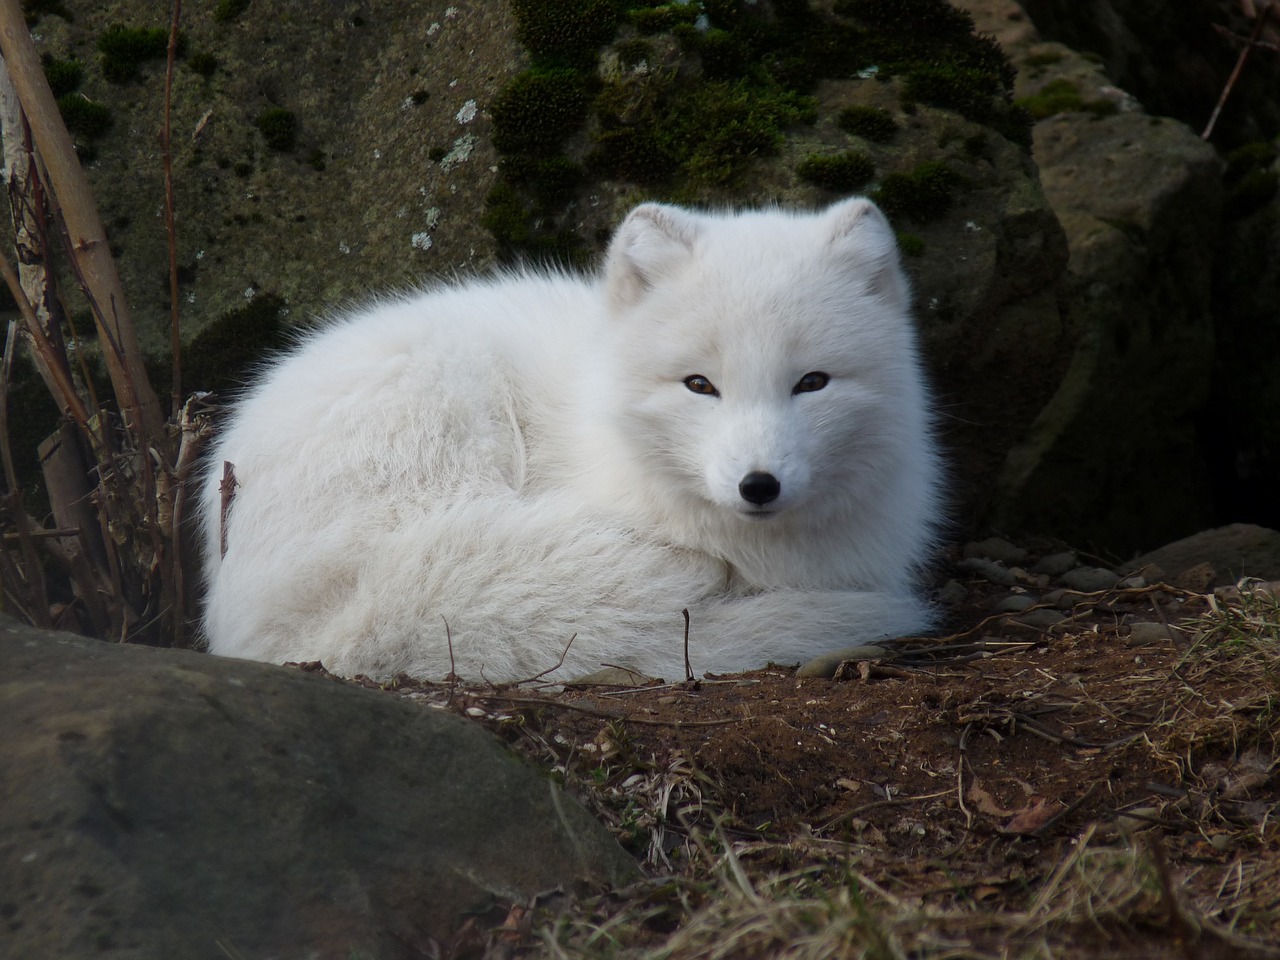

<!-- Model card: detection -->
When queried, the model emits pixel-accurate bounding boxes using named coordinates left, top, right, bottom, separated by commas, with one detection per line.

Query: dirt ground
left=330, top=545, right=1280, bottom=959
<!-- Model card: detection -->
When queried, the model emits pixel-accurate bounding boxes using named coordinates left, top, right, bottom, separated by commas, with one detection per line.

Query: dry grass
left=395, top=583, right=1280, bottom=960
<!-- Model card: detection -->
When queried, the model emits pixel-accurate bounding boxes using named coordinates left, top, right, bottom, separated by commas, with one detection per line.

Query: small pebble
left=1041, top=588, right=1073, bottom=609
left=938, top=579, right=968, bottom=605
left=464, top=706, right=487, bottom=718
left=963, top=537, right=1028, bottom=565
left=1013, top=608, right=1066, bottom=629
left=1125, top=622, right=1188, bottom=647
left=1032, top=551, right=1078, bottom=577
left=1118, top=575, right=1146, bottom=589
left=1060, top=566, right=1121, bottom=592
left=958, top=556, right=1017, bottom=586
left=994, top=594, right=1037, bottom=613
left=797, top=644, right=891, bottom=679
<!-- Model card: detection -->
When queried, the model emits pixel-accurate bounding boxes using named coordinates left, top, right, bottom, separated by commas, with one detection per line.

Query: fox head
left=601, top=198, right=932, bottom=532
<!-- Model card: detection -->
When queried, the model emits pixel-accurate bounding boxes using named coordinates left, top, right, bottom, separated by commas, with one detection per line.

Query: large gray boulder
left=0, top=616, right=638, bottom=959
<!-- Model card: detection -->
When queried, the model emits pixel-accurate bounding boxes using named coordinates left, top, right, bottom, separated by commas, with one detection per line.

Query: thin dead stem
left=1203, top=1, right=1276, bottom=140
left=163, top=0, right=183, bottom=418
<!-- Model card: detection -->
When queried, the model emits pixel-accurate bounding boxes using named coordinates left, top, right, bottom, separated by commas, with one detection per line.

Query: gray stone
left=0, top=616, right=638, bottom=960
left=796, top=644, right=893, bottom=679
left=994, top=594, right=1038, bottom=613
left=938, top=579, right=970, bottom=606
left=1060, top=566, right=1122, bottom=593
left=963, top=537, right=1029, bottom=565
left=1032, top=551, right=1079, bottom=577
left=1125, top=621, right=1189, bottom=647
left=1013, top=608, right=1068, bottom=629
left=958, top=556, right=1019, bottom=586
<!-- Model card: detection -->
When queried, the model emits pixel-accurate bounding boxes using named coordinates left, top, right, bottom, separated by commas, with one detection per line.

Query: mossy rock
left=511, top=0, right=618, bottom=67
left=491, top=68, right=592, bottom=155
left=178, top=293, right=290, bottom=395
left=874, top=161, right=963, bottom=222
left=837, top=104, right=898, bottom=142
left=254, top=108, right=298, bottom=152
left=98, top=24, right=171, bottom=83
left=1016, top=78, right=1118, bottom=121
left=796, top=151, right=875, bottom=191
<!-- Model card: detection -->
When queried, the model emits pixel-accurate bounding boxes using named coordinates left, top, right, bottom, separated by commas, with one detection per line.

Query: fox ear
left=605, top=203, right=699, bottom=306
left=822, top=196, right=908, bottom=303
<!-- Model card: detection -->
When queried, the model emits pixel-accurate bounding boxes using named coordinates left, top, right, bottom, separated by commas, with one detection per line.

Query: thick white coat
left=199, top=199, right=942, bottom=680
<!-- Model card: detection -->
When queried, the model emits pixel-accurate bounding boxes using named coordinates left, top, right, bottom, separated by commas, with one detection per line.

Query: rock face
left=12, top=0, right=1274, bottom=555
left=1017, top=0, right=1280, bottom=147
left=955, top=0, right=1225, bottom=549
left=0, top=616, right=638, bottom=960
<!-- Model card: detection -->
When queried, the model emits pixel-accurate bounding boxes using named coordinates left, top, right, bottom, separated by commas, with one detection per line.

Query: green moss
left=873, top=161, right=962, bottom=222
left=592, top=73, right=813, bottom=189
left=1225, top=141, right=1278, bottom=181
left=1023, top=50, right=1065, bottom=69
left=233, top=159, right=253, bottom=177
left=836, top=0, right=975, bottom=38
left=255, top=108, right=297, bottom=151
left=480, top=180, right=586, bottom=265
left=56, top=94, right=113, bottom=139
left=626, top=3, right=701, bottom=34
left=903, top=63, right=1002, bottom=123
left=589, top=123, right=676, bottom=185
left=896, top=231, right=926, bottom=256
left=486, top=0, right=1020, bottom=258
left=501, top=154, right=585, bottom=207
left=511, top=0, right=618, bottom=67
left=1224, top=142, right=1279, bottom=219
left=188, top=51, right=218, bottom=76
left=480, top=181, right=534, bottom=250
left=491, top=68, right=591, bottom=154
left=796, top=151, right=875, bottom=191
left=212, top=0, right=250, bottom=23
left=676, top=25, right=753, bottom=81
left=678, top=81, right=814, bottom=187
left=98, top=24, right=171, bottom=83
left=180, top=293, right=289, bottom=395
left=307, top=148, right=326, bottom=172
left=615, top=38, right=653, bottom=70
left=22, top=0, right=72, bottom=23
left=832, top=0, right=1027, bottom=146
left=41, top=54, right=83, bottom=97
left=836, top=104, right=897, bottom=142
left=1015, top=78, right=1118, bottom=120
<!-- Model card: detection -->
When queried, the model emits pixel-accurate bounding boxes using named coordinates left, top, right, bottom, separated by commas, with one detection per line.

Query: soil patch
left=310, top=550, right=1280, bottom=959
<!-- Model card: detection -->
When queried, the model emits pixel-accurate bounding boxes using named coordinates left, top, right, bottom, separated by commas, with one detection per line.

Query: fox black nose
left=739, top=471, right=781, bottom=505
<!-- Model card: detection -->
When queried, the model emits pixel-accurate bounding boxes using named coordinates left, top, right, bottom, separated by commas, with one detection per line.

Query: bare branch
left=0, top=0, right=165, bottom=439
left=163, top=1, right=183, bottom=419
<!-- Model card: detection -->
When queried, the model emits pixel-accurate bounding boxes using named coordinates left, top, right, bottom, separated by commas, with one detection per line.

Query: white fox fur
left=198, top=198, right=942, bottom=681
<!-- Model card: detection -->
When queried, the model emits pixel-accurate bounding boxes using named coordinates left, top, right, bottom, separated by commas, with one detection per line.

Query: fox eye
left=683, top=375, right=719, bottom=397
left=793, top=371, right=830, bottom=394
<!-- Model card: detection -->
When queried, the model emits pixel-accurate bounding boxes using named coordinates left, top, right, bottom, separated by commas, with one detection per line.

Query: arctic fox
left=199, top=198, right=941, bottom=681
